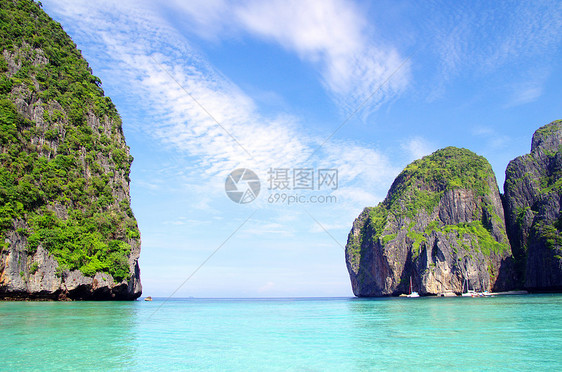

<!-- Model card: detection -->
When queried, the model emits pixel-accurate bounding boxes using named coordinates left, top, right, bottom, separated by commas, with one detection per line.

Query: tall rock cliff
left=0, top=0, right=141, bottom=299
left=504, top=120, right=562, bottom=290
left=346, top=147, right=514, bottom=296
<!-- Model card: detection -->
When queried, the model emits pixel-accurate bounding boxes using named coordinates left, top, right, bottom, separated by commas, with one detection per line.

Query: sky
left=40, top=0, right=562, bottom=298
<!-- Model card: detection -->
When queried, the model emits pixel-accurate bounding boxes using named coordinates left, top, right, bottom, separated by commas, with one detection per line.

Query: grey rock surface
left=346, top=147, right=515, bottom=296
left=503, top=120, right=562, bottom=290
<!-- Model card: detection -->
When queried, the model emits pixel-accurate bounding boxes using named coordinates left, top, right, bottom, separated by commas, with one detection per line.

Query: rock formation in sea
left=345, top=147, right=515, bottom=296
left=0, top=0, right=141, bottom=300
left=503, top=120, right=562, bottom=291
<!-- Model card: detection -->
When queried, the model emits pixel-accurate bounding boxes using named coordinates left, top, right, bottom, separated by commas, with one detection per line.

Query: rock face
left=503, top=120, right=562, bottom=291
left=0, top=1, right=141, bottom=299
left=346, top=147, right=515, bottom=296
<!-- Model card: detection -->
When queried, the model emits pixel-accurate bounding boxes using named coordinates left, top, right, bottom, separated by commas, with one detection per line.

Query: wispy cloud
left=472, top=125, right=510, bottom=151
left=502, top=69, right=549, bottom=108
left=168, top=0, right=411, bottom=116
left=424, top=1, right=562, bottom=101
left=505, top=85, right=543, bottom=108
left=482, top=1, right=562, bottom=70
left=400, top=137, right=435, bottom=162
left=46, top=0, right=399, bottom=210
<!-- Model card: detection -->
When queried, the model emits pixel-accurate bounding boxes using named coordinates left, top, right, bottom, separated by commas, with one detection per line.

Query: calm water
left=1, top=295, right=561, bottom=371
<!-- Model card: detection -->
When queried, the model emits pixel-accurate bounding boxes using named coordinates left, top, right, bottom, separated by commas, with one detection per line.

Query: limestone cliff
left=0, top=0, right=141, bottom=299
left=504, top=120, right=562, bottom=291
left=346, top=147, right=514, bottom=296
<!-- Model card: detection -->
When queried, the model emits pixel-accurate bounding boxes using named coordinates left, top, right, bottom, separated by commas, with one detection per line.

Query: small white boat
left=461, top=278, right=477, bottom=297
left=406, top=277, right=420, bottom=297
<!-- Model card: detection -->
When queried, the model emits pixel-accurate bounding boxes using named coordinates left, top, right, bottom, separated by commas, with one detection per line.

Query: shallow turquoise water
left=1, top=295, right=561, bottom=371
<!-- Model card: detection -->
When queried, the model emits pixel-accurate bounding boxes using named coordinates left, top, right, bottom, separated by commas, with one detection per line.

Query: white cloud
left=43, top=0, right=405, bottom=280
left=471, top=126, right=494, bottom=136
left=482, top=1, right=562, bottom=70
left=241, top=222, right=295, bottom=237
left=237, top=0, right=410, bottom=113
left=166, top=0, right=231, bottom=41
left=400, top=137, right=435, bottom=162
left=504, top=82, right=543, bottom=108
left=46, top=0, right=400, bottom=191
left=425, top=1, right=562, bottom=100
left=135, top=180, right=161, bottom=191
left=309, top=221, right=349, bottom=234
left=472, top=125, right=510, bottom=151
left=168, top=0, right=411, bottom=116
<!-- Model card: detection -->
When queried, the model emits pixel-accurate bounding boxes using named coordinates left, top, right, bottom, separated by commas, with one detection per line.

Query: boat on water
left=461, top=278, right=492, bottom=297
left=461, top=280, right=476, bottom=297
left=406, top=277, right=420, bottom=298
left=461, top=278, right=477, bottom=297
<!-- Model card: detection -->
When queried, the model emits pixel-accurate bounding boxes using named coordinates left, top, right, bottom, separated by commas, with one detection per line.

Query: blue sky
left=41, top=0, right=562, bottom=297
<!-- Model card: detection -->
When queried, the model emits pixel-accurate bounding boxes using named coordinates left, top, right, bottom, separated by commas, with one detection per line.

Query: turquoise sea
left=1, top=294, right=561, bottom=371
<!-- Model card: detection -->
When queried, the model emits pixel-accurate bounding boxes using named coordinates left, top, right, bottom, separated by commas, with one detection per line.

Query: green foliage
left=532, top=121, right=562, bottom=193
left=403, top=220, right=509, bottom=258
left=29, top=261, right=38, bottom=274
left=351, top=147, right=506, bottom=266
left=388, top=147, right=497, bottom=220
left=424, top=220, right=440, bottom=233
left=535, top=221, right=562, bottom=250
left=0, top=0, right=139, bottom=281
left=540, top=168, right=562, bottom=194
left=346, top=207, right=385, bottom=272
left=515, top=206, right=531, bottom=229
left=401, top=189, right=441, bottom=219
left=0, top=55, right=7, bottom=72
left=554, top=214, right=562, bottom=231
left=399, top=147, right=494, bottom=195
left=381, top=233, right=397, bottom=245
left=26, top=209, right=132, bottom=280
left=368, top=206, right=388, bottom=241
left=535, top=120, right=562, bottom=139
left=0, top=75, right=12, bottom=94
left=406, top=228, right=426, bottom=258
left=440, top=221, right=509, bottom=256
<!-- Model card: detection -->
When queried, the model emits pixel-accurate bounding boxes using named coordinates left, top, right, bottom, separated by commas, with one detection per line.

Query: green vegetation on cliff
left=389, top=147, right=496, bottom=216
left=0, top=0, right=139, bottom=280
left=504, top=120, right=562, bottom=288
left=372, top=147, right=503, bottom=251
left=346, top=147, right=513, bottom=296
left=348, top=148, right=509, bottom=272
left=535, top=119, right=562, bottom=139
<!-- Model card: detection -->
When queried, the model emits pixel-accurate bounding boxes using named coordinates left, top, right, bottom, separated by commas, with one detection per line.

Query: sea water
left=1, top=295, right=561, bottom=371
